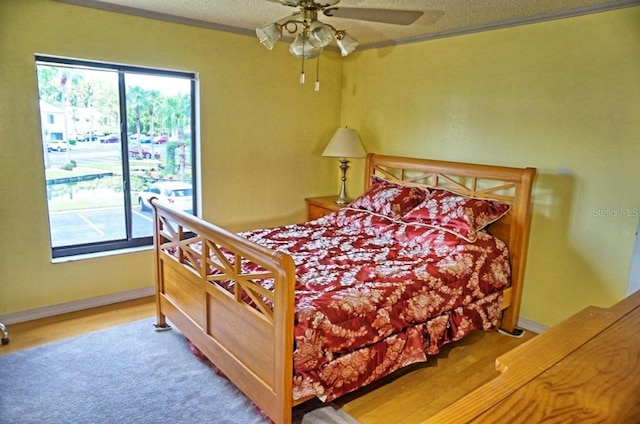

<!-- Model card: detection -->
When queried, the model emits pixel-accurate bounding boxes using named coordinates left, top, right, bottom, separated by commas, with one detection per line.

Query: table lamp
left=322, top=127, right=366, bottom=204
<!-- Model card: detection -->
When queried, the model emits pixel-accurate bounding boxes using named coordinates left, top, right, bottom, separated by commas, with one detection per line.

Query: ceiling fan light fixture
left=308, top=22, right=335, bottom=48
left=256, top=22, right=282, bottom=50
left=259, top=0, right=424, bottom=89
left=289, top=34, right=323, bottom=59
left=335, top=30, right=358, bottom=57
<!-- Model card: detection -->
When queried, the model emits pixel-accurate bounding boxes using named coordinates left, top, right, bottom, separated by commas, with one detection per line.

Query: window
left=36, top=56, right=197, bottom=258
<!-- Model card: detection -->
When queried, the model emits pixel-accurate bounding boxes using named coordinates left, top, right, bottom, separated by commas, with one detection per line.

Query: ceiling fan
left=256, top=0, right=425, bottom=90
left=257, top=0, right=424, bottom=55
left=266, top=0, right=425, bottom=25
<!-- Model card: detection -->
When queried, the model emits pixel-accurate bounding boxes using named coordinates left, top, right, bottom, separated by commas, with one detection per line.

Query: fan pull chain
left=315, top=55, right=320, bottom=91
left=300, top=39, right=306, bottom=84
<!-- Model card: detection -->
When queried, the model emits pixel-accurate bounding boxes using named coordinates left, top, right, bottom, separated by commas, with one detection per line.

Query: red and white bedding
left=179, top=177, right=513, bottom=402
left=239, top=202, right=511, bottom=401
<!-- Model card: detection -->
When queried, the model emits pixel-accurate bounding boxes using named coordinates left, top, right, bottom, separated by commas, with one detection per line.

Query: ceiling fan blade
left=323, top=7, right=424, bottom=25
left=264, top=0, right=303, bottom=7
left=264, top=0, right=341, bottom=7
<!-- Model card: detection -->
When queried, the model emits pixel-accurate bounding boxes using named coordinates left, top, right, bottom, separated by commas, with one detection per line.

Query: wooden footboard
left=151, top=199, right=297, bottom=424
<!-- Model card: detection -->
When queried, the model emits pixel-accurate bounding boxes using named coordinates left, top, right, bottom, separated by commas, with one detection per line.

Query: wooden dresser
left=425, top=290, right=640, bottom=423
left=305, top=196, right=345, bottom=220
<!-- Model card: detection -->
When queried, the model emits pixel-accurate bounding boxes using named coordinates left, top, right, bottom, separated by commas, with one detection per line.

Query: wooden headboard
left=365, top=153, right=536, bottom=332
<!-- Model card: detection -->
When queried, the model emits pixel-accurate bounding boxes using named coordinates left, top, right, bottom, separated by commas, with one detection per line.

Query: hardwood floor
left=0, top=297, right=536, bottom=423
left=336, top=329, right=536, bottom=423
left=0, top=297, right=155, bottom=356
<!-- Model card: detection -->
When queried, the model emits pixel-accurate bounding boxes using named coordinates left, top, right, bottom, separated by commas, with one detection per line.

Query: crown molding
left=58, top=0, right=640, bottom=52
left=361, top=0, right=640, bottom=50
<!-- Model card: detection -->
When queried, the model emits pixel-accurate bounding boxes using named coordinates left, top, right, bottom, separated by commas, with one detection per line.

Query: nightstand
left=305, top=196, right=346, bottom=220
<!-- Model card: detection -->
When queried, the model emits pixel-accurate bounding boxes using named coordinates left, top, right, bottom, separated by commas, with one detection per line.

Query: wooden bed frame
left=151, top=153, right=536, bottom=424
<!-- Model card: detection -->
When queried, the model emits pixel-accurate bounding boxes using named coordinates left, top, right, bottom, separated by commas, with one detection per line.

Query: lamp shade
left=289, top=34, right=323, bottom=59
left=335, top=31, right=359, bottom=57
left=308, top=22, right=335, bottom=48
left=256, top=23, right=281, bottom=50
left=322, top=128, right=366, bottom=158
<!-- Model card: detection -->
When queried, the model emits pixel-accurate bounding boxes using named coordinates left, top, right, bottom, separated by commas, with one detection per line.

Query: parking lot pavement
left=49, top=206, right=155, bottom=247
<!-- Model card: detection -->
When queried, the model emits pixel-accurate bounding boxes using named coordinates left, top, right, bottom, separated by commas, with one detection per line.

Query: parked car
left=138, top=181, right=193, bottom=213
left=129, top=146, right=160, bottom=159
left=130, top=134, right=152, bottom=144
left=46, top=140, right=70, bottom=152
left=79, top=134, right=98, bottom=142
left=152, top=135, right=168, bottom=144
left=99, top=134, right=120, bottom=143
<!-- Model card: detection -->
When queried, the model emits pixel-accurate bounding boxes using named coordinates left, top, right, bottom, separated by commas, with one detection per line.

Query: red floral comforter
left=239, top=208, right=511, bottom=401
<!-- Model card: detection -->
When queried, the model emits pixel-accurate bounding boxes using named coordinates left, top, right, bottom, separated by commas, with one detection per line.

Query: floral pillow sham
left=348, top=176, right=427, bottom=220
left=401, top=188, right=510, bottom=242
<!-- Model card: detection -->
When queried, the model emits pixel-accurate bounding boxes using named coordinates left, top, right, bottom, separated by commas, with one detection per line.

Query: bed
left=151, top=153, right=536, bottom=424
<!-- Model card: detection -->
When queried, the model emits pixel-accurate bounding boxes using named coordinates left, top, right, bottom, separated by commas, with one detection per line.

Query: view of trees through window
left=36, top=57, right=196, bottom=257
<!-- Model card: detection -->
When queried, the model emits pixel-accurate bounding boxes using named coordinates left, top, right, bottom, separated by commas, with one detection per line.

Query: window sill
left=51, top=245, right=153, bottom=264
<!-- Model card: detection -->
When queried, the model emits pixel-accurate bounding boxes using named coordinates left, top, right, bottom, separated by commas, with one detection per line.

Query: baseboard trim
left=517, top=317, right=549, bottom=334
left=0, top=287, right=155, bottom=325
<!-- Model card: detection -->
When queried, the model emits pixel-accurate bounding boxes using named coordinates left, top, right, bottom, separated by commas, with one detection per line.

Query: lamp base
left=335, top=158, right=351, bottom=205
left=335, top=196, right=351, bottom=205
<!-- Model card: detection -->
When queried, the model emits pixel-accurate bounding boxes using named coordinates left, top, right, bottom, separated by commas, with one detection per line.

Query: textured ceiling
left=61, top=0, right=639, bottom=49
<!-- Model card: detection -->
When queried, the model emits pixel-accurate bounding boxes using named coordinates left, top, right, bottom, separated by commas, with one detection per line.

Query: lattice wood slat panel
left=372, top=166, right=518, bottom=203
left=157, top=214, right=277, bottom=324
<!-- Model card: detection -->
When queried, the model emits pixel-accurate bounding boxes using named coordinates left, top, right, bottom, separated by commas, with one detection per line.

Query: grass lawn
left=46, top=161, right=160, bottom=180
left=46, top=166, right=113, bottom=180
left=45, top=161, right=163, bottom=212
left=46, top=166, right=141, bottom=212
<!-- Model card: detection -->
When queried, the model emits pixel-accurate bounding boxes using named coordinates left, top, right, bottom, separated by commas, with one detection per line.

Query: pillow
left=349, top=176, right=427, bottom=220
left=401, top=188, right=510, bottom=242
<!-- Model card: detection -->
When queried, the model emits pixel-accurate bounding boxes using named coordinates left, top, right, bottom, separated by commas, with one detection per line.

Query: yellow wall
left=0, top=0, right=343, bottom=315
left=2, top=0, right=638, bottom=328
left=341, top=7, right=640, bottom=326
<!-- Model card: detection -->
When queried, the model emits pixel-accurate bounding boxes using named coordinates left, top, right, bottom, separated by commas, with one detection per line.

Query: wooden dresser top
left=425, top=290, right=640, bottom=423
